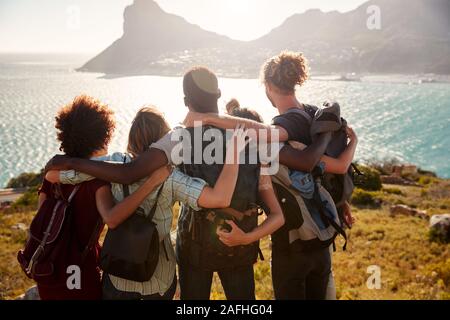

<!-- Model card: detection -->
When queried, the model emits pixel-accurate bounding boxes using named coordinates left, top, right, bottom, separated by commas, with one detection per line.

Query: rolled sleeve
left=59, top=170, right=95, bottom=185
left=170, top=169, right=207, bottom=211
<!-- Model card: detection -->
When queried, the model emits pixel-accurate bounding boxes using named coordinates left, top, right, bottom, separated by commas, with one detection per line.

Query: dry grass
left=1, top=180, right=449, bottom=300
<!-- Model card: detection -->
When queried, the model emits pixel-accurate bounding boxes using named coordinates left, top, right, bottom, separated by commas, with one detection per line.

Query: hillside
left=80, top=0, right=239, bottom=75
left=80, top=0, right=450, bottom=76
left=252, top=0, right=450, bottom=74
left=1, top=167, right=449, bottom=300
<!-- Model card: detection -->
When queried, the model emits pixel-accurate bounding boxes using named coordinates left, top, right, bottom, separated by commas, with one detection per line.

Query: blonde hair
left=127, top=106, right=171, bottom=158
left=261, top=51, right=309, bottom=95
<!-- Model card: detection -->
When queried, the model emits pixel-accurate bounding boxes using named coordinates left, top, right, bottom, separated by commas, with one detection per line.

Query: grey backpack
left=288, top=104, right=359, bottom=226
left=272, top=164, right=347, bottom=250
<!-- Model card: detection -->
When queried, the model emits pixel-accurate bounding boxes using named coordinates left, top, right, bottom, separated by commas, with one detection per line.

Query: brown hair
left=226, top=98, right=240, bottom=114
left=55, top=95, right=115, bottom=158
left=261, top=51, right=309, bottom=95
left=226, top=99, right=264, bottom=123
left=127, top=106, right=171, bottom=158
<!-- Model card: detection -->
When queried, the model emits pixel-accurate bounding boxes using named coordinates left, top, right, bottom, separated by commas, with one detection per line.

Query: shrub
left=428, top=226, right=450, bottom=244
left=366, top=158, right=400, bottom=175
left=418, top=168, right=437, bottom=178
left=351, top=188, right=381, bottom=207
left=11, top=186, right=39, bottom=211
left=418, top=176, right=435, bottom=186
left=354, top=165, right=382, bottom=191
left=6, top=170, right=43, bottom=188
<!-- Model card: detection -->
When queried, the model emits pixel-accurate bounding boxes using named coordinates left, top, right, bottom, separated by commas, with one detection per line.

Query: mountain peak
left=81, top=0, right=450, bottom=76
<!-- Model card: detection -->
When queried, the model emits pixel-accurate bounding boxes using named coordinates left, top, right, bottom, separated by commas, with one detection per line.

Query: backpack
left=288, top=105, right=359, bottom=228
left=100, top=183, right=164, bottom=282
left=17, top=184, right=101, bottom=285
left=179, top=126, right=262, bottom=271
left=272, top=164, right=347, bottom=251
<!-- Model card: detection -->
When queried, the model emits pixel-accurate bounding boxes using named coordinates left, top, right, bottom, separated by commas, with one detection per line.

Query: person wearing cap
left=183, top=52, right=358, bottom=300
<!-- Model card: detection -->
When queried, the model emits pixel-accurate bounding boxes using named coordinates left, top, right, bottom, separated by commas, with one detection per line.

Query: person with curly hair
left=37, top=96, right=170, bottom=300
left=45, top=103, right=255, bottom=300
left=183, top=52, right=358, bottom=300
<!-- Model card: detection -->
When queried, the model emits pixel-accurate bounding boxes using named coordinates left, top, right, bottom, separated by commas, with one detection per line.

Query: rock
left=381, top=175, right=419, bottom=186
left=429, top=214, right=450, bottom=243
left=11, top=223, right=27, bottom=231
left=390, top=205, right=428, bottom=220
left=16, top=286, right=40, bottom=300
left=392, top=165, right=418, bottom=177
left=402, top=165, right=418, bottom=176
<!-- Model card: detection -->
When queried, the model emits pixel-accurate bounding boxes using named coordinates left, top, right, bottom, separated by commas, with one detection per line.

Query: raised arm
left=95, top=166, right=171, bottom=229
left=217, top=175, right=285, bottom=247
left=196, top=125, right=249, bottom=208
left=322, top=127, right=358, bottom=174
left=280, top=127, right=358, bottom=174
left=279, top=132, right=332, bottom=172
left=184, top=111, right=289, bottom=142
left=45, top=148, right=168, bottom=185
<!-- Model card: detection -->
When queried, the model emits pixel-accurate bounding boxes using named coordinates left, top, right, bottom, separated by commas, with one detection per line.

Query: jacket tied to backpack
left=272, top=162, right=347, bottom=251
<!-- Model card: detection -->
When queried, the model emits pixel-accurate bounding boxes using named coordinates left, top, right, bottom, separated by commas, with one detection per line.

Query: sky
left=0, top=0, right=368, bottom=53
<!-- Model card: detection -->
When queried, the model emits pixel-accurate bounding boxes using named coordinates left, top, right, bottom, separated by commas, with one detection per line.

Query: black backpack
left=100, top=183, right=164, bottom=282
left=287, top=105, right=359, bottom=229
left=179, top=126, right=261, bottom=271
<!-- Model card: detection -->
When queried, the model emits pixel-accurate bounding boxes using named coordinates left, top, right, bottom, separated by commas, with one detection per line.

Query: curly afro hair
left=261, top=51, right=309, bottom=95
left=55, top=95, right=116, bottom=158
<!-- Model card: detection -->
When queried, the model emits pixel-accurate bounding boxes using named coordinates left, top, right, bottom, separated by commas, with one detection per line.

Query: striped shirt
left=59, top=153, right=207, bottom=296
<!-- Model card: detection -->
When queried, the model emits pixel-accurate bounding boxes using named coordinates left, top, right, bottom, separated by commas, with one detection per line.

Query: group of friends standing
left=34, top=51, right=358, bottom=300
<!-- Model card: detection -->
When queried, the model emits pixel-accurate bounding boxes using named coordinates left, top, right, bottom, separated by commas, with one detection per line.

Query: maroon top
left=37, top=178, right=109, bottom=300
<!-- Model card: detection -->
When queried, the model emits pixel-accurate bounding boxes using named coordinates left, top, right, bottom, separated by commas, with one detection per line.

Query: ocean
left=0, top=53, right=449, bottom=187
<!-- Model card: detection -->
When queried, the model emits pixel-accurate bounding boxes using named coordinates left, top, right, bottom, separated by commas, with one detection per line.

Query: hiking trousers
left=271, top=246, right=331, bottom=300
left=178, top=258, right=256, bottom=300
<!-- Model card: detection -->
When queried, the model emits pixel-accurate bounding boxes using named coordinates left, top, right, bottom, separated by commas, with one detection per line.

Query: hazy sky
left=0, top=0, right=368, bottom=53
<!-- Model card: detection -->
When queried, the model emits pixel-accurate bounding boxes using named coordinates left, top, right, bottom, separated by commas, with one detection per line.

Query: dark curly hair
left=55, top=95, right=116, bottom=158
left=261, top=51, right=309, bottom=95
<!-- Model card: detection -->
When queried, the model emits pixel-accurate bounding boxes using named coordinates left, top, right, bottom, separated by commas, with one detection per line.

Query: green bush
left=428, top=227, right=450, bottom=244
left=351, top=188, right=381, bottom=207
left=6, top=170, right=43, bottom=188
left=418, top=176, right=434, bottom=185
left=11, top=186, right=39, bottom=211
left=354, top=165, right=382, bottom=191
left=418, top=168, right=437, bottom=178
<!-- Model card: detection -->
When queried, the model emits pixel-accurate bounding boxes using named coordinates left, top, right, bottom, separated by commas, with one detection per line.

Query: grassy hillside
left=1, top=178, right=449, bottom=300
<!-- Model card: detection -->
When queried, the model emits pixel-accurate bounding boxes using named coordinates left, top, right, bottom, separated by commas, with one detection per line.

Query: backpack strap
left=148, top=183, right=165, bottom=222
left=351, top=163, right=364, bottom=176
left=26, top=184, right=80, bottom=275
left=286, top=107, right=314, bottom=125
left=312, top=182, right=348, bottom=251
left=258, top=247, right=265, bottom=261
